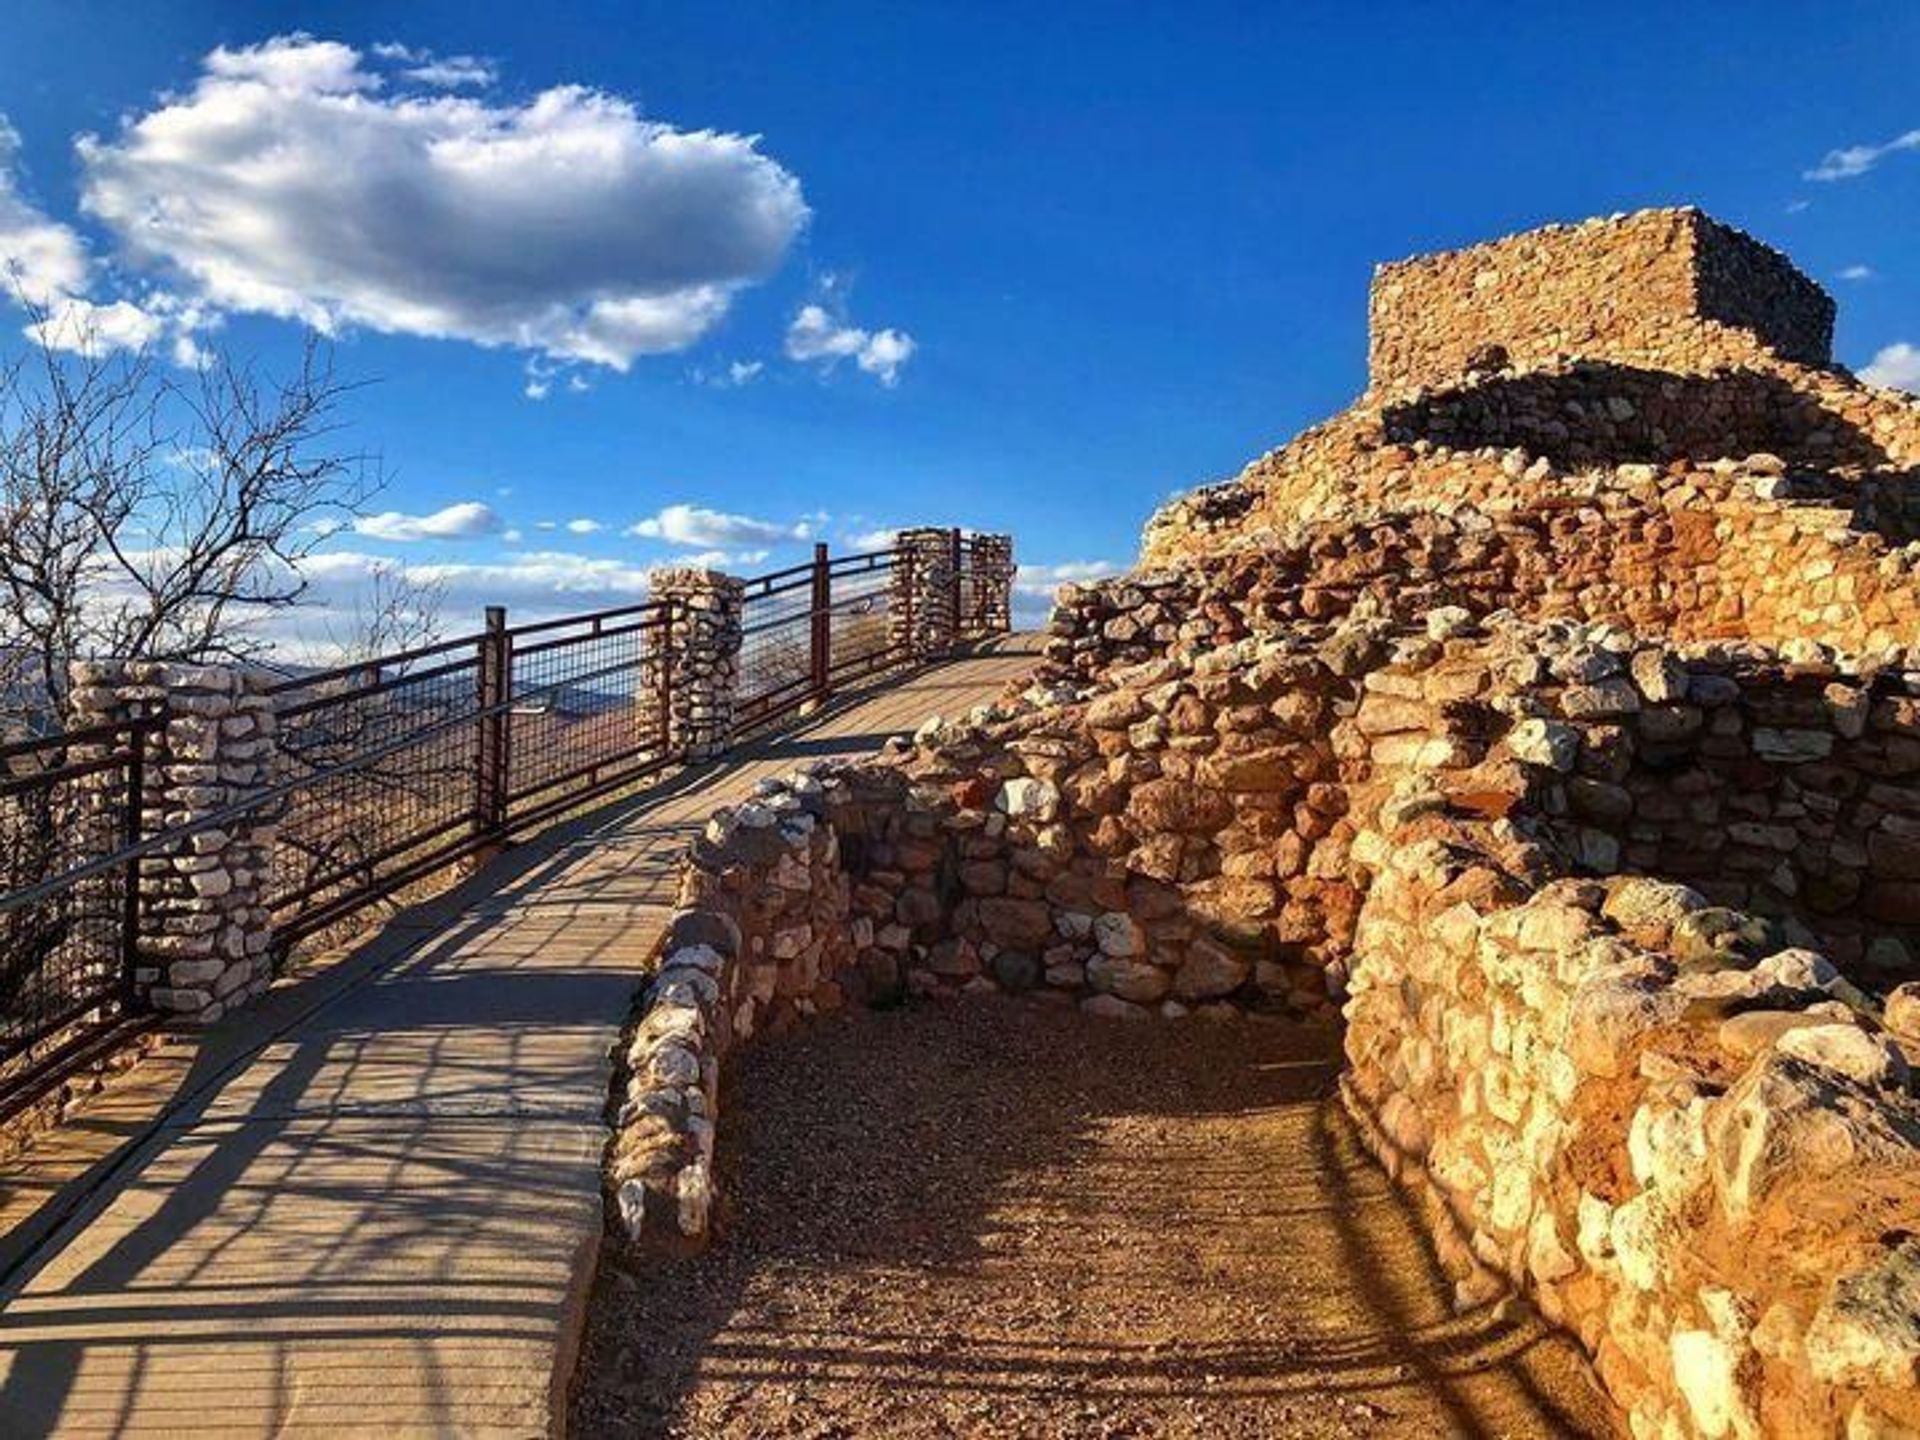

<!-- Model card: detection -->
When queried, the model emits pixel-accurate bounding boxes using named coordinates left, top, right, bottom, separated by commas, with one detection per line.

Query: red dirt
left=571, top=999, right=1620, bottom=1439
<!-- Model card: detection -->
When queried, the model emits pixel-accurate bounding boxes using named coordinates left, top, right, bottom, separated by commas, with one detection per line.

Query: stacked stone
left=1140, top=210, right=1920, bottom=574
left=1057, top=465, right=1920, bottom=686
left=965, top=532, right=1017, bottom=636
left=890, top=526, right=959, bottom=659
left=1367, top=207, right=1834, bottom=392
left=1344, top=844, right=1920, bottom=1438
left=610, top=767, right=881, bottom=1245
left=67, top=660, right=276, bottom=1023
left=644, top=567, right=745, bottom=761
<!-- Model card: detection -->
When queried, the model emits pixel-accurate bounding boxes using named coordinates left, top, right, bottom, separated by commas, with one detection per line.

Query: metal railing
left=0, top=715, right=158, bottom=1112
left=737, top=544, right=901, bottom=730
left=0, top=531, right=1011, bottom=1111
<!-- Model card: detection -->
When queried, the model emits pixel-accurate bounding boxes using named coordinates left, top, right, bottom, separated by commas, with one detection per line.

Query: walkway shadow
left=571, top=1002, right=1620, bottom=1438
left=0, top=641, right=1046, bottom=1435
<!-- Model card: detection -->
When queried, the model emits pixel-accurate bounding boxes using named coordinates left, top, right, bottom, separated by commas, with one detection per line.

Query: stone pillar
left=891, top=526, right=959, bottom=660
left=969, top=532, right=1016, bottom=635
left=67, top=660, right=278, bottom=1025
left=646, top=568, right=745, bottom=762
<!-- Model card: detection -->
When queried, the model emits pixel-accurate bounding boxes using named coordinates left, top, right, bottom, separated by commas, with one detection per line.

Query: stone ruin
left=612, top=209, right=1920, bottom=1437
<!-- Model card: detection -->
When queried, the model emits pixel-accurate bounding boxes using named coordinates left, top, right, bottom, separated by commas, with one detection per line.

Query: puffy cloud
left=0, top=118, right=89, bottom=308
left=1805, top=128, right=1920, bottom=182
left=0, top=114, right=189, bottom=357
left=353, top=500, right=503, bottom=542
left=785, top=303, right=916, bottom=386
left=628, top=502, right=810, bottom=547
left=1861, top=342, right=1920, bottom=392
left=564, top=518, right=602, bottom=534
left=1014, top=559, right=1121, bottom=598
left=75, top=34, right=810, bottom=368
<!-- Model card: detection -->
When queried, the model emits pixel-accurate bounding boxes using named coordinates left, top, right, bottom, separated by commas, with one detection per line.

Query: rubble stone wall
left=612, top=618, right=1920, bottom=1436
left=1049, top=479, right=1920, bottom=685
left=1345, top=846, right=1920, bottom=1440
left=1368, top=208, right=1835, bottom=393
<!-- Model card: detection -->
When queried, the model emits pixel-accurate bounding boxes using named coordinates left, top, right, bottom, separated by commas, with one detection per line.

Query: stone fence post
left=67, top=660, right=278, bottom=1025
left=968, top=532, right=1016, bottom=635
left=891, top=527, right=959, bottom=660
left=645, top=568, right=746, bottom=761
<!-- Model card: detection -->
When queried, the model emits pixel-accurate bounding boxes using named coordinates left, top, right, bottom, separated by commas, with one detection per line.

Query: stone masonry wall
left=609, top=616, right=1920, bottom=1435
left=1050, top=474, right=1920, bottom=685
left=1345, top=845, right=1920, bottom=1439
left=1368, top=208, right=1835, bottom=394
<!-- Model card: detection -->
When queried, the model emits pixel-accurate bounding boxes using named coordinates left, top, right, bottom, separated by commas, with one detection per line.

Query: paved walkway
left=0, top=638, right=1039, bottom=1438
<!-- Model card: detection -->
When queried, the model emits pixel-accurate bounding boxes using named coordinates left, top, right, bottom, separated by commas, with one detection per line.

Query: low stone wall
left=1345, top=843, right=1920, bottom=1439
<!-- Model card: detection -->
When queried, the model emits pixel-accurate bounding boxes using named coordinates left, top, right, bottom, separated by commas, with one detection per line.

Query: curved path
left=0, top=639, right=1041, bottom=1438
left=573, top=1003, right=1621, bottom=1439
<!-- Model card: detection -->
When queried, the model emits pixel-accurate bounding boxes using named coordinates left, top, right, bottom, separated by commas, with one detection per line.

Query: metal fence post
left=119, top=714, right=146, bottom=1008
left=474, top=605, right=510, bottom=859
left=810, top=541, right=832, bottom=701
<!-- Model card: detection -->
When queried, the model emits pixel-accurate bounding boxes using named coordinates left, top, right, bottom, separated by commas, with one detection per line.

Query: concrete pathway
left=0, top=638, right=1039, bottom=1438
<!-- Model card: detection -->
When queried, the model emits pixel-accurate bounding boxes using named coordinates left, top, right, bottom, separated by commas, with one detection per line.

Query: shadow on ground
left=571, top=1000, right=1621, bottom=1439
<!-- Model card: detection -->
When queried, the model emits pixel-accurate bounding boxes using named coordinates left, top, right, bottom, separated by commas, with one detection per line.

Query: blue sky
left=0, top=2, right=1915, bottom=640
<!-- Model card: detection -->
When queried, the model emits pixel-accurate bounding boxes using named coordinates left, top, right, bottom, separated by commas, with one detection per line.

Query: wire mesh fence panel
left=0, top=718, right=150, bottom=1085
left=504, top=603, right=675, bottom=830
left=264, top=635, right=490, bottom=940
left=825, top=550, right=901, bottom=686
left=736, top=563, right=821, bottom=729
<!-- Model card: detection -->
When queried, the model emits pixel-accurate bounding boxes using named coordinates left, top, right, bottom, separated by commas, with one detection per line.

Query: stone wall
left=1368, top=208, right=1835, bottom=394
left=610, top=616, right=1920, bottom=1434
left=67, top=661, right=277, bottom=1023
left=1052, top=475, right=1920, bottom=685
left=1345, top=844, right=1920, bottom=1440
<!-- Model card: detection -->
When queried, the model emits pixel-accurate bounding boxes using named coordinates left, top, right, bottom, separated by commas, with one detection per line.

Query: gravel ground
left=570, top=999, right=1620, bottom=1439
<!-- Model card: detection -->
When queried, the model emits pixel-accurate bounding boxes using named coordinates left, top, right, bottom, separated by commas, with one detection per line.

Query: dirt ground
left=570, top=999, right=1620, bottom=1439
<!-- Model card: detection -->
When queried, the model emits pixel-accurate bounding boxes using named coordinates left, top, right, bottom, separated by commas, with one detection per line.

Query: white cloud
left=564, top=518, right=602, bottom=534
left=846, top=526, right=898, bottom=551
left=353, top=500, right=503, bottom=542
left=628, top=502, right=811, bottom=547
left=1861, top=342, right=1920, bottom=393
left=0, top=114, right=190, bottom=357
left=785, top=303, right=916, bottom=386
left=1805, top=128, right=1920, bottom=182
left=0, top=117, right=89, bottom=309
left=1014, top=559, right=1121, bottom=598
left=371, top=42, right=498, bottom=89
left=663, top=547, right=770, bottom=570
left=1839, top=264, right=1876, bottom=281
left=74, top=34, right=810, bottom=369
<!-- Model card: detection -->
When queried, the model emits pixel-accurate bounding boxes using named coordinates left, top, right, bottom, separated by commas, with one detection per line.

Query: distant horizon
left=0, top=3, right=1915, bottom=653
